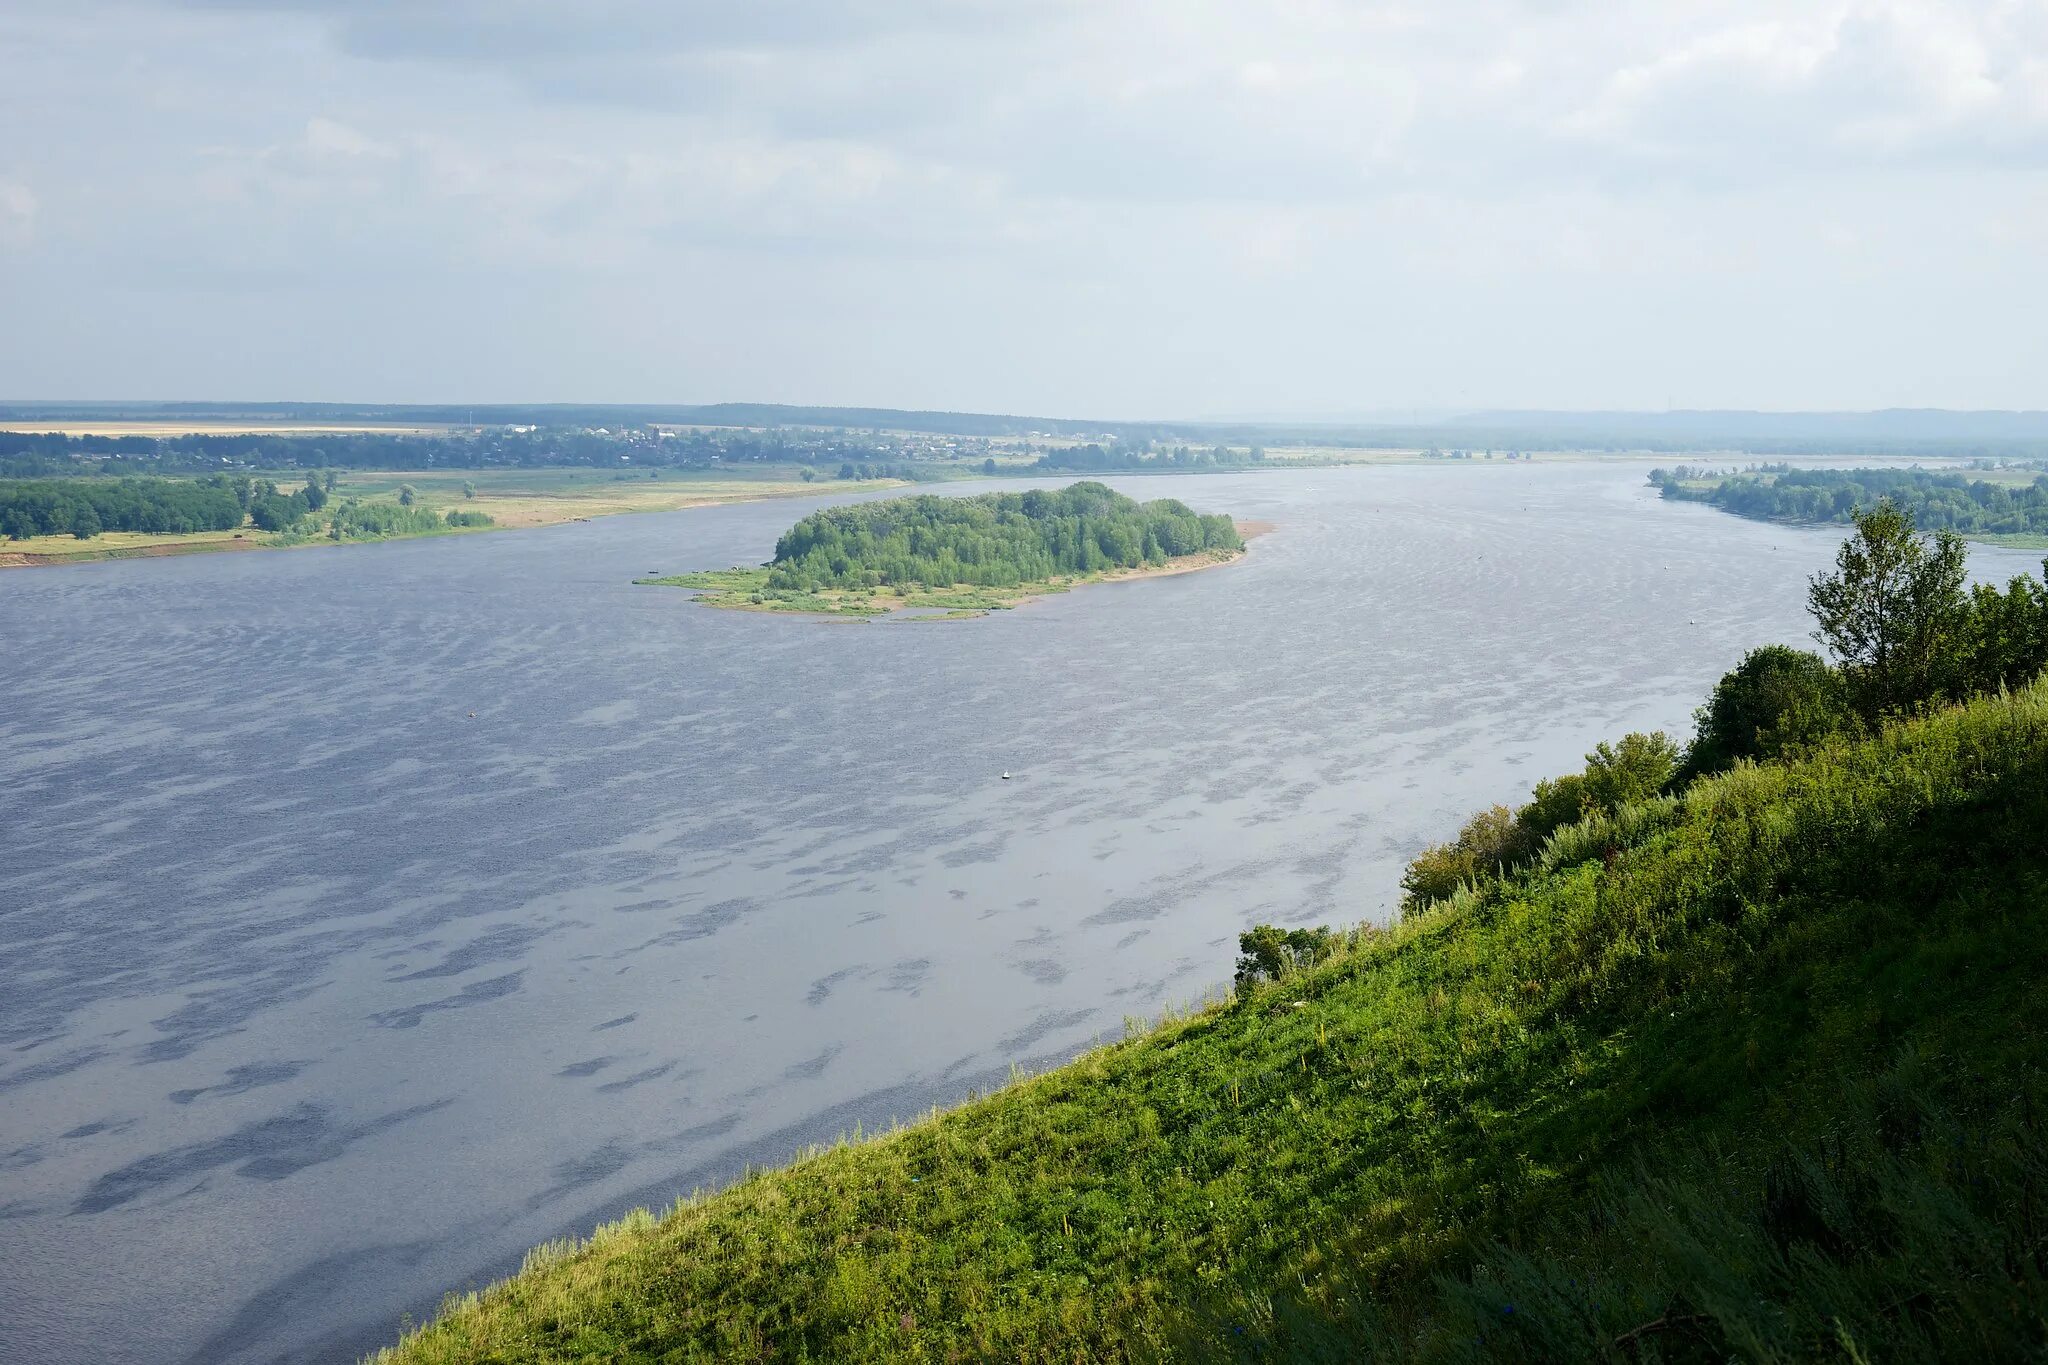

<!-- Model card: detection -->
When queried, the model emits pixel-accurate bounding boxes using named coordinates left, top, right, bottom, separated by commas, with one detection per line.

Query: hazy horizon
left=3, top=3, right=2044, bottom=412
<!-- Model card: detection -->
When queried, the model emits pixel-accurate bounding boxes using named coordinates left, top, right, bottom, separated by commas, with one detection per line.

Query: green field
left=372, top=674, right=2048, bottom=1363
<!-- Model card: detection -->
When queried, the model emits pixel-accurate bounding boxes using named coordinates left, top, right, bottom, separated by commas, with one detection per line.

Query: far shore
left=0, top=470, right=911, bottom=569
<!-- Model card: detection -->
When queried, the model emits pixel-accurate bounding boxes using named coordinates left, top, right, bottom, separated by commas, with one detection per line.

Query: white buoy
left=1001, top=771, right=1012, bottom=780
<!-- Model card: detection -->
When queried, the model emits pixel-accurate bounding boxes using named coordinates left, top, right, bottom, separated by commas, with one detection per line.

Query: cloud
left=1, top=0, right=2044, bottom=408
left=186, top=0, right=1060, bottom=61
left=0, top=179, right=35, bottom=248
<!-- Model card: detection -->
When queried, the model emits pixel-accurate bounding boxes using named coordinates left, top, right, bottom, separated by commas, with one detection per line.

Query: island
left=1652, top=463, right=2048, bottom=547
left=637, top=481, right=1252, bottom=618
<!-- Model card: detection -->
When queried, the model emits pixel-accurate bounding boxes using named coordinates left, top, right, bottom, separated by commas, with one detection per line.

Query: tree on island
left=763, top=482, right=1241, bottom=594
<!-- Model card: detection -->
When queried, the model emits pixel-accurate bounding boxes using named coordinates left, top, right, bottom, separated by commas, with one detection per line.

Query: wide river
left=3, top=462, right=2040, bottom=1364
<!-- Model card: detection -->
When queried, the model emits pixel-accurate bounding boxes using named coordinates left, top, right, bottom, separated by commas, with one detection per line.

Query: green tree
left=398, top=483, right=418, bottom=507
left=1952, top=567, right=2048, bottom=696
left=1506, top=732, right=1680, bottom=855
left=462, top=480, right=477, bottom=499
left=1399, top=805, right=1526, bottom=911
left=1807, top=502, right=1968, bottom=720
left=322, top=469, right=339, bottom=493
left=69, top=501, right=102, bottom=539
left=1581, top=731, right=1680, bottom=809
left=1680, top=645, right=1848, bottom=781
left=303, top=473, right=329, bottom=511
left=1233, top=925, right=1338, bottom=990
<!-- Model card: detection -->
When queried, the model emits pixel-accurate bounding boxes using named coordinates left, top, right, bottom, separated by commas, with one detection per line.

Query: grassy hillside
left=373, top=680, right=2048, bottom=1363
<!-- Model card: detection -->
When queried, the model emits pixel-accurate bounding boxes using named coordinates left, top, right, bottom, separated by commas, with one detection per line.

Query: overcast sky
left=2, top=2, right=2044, bottom=415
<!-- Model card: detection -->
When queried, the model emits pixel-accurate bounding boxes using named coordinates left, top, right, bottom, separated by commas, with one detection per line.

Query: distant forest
left=8, top=401, right=2048, bottom=458
left=0, top=474, right=488, bottom=541
left=1655, top=466, right=2048, bottom=537
left=0, top=427, right=963, bottom=479
left=1032, top=443, right=1266, bottom=473
left=765, top=482, right=1241, bottom=592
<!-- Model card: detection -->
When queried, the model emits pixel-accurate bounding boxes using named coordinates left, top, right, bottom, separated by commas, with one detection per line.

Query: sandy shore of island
left=1082, top=519, right=1272, bottom=586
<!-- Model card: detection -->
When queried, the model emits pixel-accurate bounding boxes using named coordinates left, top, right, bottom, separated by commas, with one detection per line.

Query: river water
left=2, top=462, right=2039, bottom=1364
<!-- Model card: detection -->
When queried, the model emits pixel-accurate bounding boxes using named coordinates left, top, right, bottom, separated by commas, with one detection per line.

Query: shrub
left=1581, top=731, right=1679, bottom=808
left=1399, top=805, right=1526, bottom=912
left=1234, top=925, right=1339, bottom=989
left=1680, top=645, right=1850, bottom=782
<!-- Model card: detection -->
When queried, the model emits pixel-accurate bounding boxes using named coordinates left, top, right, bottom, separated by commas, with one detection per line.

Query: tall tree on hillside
left=1808, top=502, right=1968, bottom=720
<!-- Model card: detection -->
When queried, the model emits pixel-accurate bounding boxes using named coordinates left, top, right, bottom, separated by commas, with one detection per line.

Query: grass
left=0, top=527, right=273, bottom=562
left=371, top=682, right=2048, bottom=1363
left=636, top=548, right=1244, bottom=620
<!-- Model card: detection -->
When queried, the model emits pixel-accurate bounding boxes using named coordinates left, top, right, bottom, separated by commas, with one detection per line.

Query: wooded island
left=639, top=482, right=1249, bottom=618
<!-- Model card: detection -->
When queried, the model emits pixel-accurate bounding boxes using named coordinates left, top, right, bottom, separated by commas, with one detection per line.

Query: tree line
left=1395, top=501, right=2048, bottom=909
left=1032, top=442, right=1264, bottom=473
left=0, top=476, right=252, bottom=539
left=0, top=427, right=980, bottom=476
left=765, top=481, right=1242, bottom=593
left=0, top=472, right=490, bottom=542
left=1653, top=464, right=2048, bottom=537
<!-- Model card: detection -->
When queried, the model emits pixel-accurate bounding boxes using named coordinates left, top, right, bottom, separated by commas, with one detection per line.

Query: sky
left=1, top=1, right=2044, bottom=416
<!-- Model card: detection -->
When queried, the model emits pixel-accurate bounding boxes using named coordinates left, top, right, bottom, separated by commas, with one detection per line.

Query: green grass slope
left=374, top=685, right=2048, bottom=1364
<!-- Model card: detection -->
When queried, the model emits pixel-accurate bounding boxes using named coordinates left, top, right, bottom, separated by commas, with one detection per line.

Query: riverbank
left=0, top=469, right=909, bottom=568
left=638, top=519, right=1269, bottom=620
left=1658, top=468, right=2048, bottom=550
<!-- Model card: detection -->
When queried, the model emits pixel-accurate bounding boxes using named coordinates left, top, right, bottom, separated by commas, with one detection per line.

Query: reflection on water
left=2, top=464, right=2037, bottom=1364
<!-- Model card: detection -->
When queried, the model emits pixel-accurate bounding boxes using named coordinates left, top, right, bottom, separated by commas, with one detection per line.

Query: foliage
left=1232, top=925, right=1341, bottom=989
left=1398, top=805, right=1525, bottom=907
left=1954, top=568, right=2048, bottom=697
left=1034, top=442, right=1264, bottom=473
left=0, top=471, right=502, bottom=545
left=1579, top=730, right=1679, bottom=809
left=249, top=479, right=317, bottom=531
left=372, top=682, right=2048, bottom=1364
left=1678, top=644, right=1850, bottom=781
left=1808, top=502, right=1970, bottom=721
left=0, top=476, right=245, bottom=539
left=1659, top=463, right=2048, bottom=537
left=1399, top=733, right=1677, bottom=915
left=766, top=482, right=1241, bottom=592
left=327, top=501, right=461, bottom=539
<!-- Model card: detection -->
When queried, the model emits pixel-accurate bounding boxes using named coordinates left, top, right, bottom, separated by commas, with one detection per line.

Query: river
left=2, top=461, right=2038, bottom=1363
